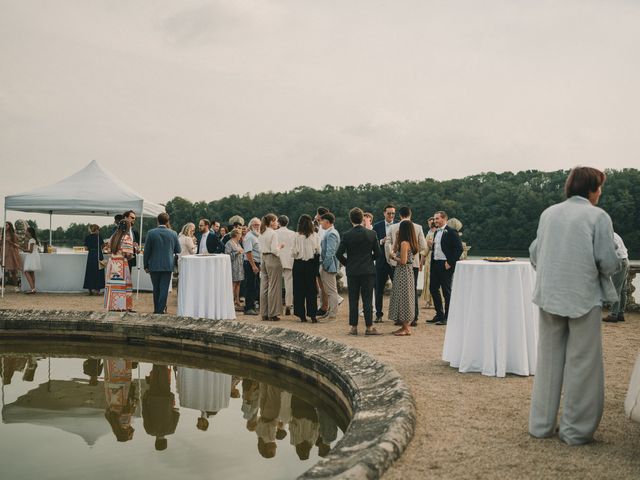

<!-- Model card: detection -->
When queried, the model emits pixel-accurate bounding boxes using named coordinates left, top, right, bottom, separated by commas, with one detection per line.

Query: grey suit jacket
left=530, top=195, right=619, bottom=318
left=144, top=226, right=181, bottom=272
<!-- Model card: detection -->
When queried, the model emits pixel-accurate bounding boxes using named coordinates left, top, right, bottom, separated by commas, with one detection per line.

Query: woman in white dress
left=21, top=227, right=41, bottom=294
left=178, top=223, right=196, bottom=262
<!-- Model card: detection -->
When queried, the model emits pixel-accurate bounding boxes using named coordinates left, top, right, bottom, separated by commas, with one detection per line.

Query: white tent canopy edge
left=2, top=160, right=166, bottom=298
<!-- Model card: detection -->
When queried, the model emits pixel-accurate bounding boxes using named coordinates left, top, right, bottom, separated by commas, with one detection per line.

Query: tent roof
left=4, top=160, right=165, bottom=217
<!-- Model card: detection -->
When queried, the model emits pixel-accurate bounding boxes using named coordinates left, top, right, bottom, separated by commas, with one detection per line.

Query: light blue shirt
left=242, top=230, right=261, bottom=263
left=530, top=196, right=619, bottom=318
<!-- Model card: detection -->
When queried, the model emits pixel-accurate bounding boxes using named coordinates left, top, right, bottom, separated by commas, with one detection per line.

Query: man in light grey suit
left=385, top=206, right=426, bottom=326
left=144, top=212, right=181, bottom=314
left=528, top=167, right=619, bottom=445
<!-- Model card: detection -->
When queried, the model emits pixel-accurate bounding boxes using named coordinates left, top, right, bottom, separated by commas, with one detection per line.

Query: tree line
left=38, top=169, right=639, bottom=258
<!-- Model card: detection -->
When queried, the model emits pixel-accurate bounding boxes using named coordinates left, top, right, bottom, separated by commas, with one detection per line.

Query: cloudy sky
left=1, top=1, right=639, bottom=227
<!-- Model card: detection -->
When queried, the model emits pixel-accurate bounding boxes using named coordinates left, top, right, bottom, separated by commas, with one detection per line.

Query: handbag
left=625, top=354, right=640, bottom=423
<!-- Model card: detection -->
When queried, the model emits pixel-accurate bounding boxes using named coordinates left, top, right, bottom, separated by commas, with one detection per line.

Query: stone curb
left=0, top=309, right=416, bottom=480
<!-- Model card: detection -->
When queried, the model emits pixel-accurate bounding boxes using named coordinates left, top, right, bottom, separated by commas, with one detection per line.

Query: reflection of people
left=104, top=358, right=137, bottom=442
left=83, top=358, right=103, bottom=386
left=0, top=356, right=28, bottom=385
left=242, top=379, right=260, bottom=431
left=290, top=396, right=319, bottom=460
left=255, top=383, right=283, bottom=458
left=143, top=364, right=180, bottom=450
left=176, top=367, right=231, bottom=431
left=316, top=409, right=338, bottom=457
left=528, top=167, right=619, bottom=446
left=83, top=224, right=105, bottom=295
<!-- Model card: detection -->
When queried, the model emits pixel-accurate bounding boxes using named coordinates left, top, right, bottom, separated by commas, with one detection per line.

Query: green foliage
left=31, top=169, right=640, bottom=258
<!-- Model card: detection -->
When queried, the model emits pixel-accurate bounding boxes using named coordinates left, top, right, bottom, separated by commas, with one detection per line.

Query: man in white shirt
left=372, top=204, right=397, bottom=322
left=385, top=206, right=426, bottom=326
left=276, top=215, right=296, bottom=315
left=196, top=219, right=211, bottom=254
left=314, top=207, right=330, bottom=315
left=603, top=232, right=630, bottom=323
left=123, top=210, right=140, bottom=274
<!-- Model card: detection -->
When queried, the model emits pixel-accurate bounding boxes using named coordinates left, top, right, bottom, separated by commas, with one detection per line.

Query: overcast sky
left=1, top=1, right=639, bottom=228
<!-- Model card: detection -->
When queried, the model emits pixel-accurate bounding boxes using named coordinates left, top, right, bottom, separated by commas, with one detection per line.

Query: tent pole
left=49, top=211, right=53, bottom=247
left=136, top=211, right=143, bottom=299
left=1, top=207, right=6, bottom=298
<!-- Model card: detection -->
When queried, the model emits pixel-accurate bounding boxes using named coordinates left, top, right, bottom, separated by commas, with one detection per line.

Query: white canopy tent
left=2, top=160, right=165, bottom=297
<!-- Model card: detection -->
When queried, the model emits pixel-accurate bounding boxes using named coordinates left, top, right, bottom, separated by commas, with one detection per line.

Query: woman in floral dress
left=225, top=228, right=245, bottom=310
left=104, top=220, right=134, bottom=312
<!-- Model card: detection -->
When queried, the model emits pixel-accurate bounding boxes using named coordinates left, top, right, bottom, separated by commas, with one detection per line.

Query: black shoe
left=410, top=320, right=418, bottom=327
left=270, top=316, right=280, bottom=321
left=285, top=306, right=291, bottom=316
left=426, top=315, right=441, bottom=324
left=618, top=314, right=625, bottom=322
left=310, top=317, right=318, bottom=324
left=317, top=308, right=327, bottom=316
left=374, top=315, right=383, bottom=323
left=435, top=319, right=447, bottom=326
left=602, top=315, right=618, bottom=323
left=244, top=309, right=259, bottom=316
left=298, top=316, right=307, bottom=323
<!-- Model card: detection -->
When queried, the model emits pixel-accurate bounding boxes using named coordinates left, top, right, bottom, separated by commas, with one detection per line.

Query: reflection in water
left=104, top=358, right=138, bottom=442
left=0, top=354, right=345, bottom=479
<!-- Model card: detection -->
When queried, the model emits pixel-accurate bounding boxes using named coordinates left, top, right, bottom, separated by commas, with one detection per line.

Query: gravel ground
left=1, top=289, right=639, bottom=479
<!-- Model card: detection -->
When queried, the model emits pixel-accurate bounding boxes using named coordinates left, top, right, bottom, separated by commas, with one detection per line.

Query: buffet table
left=177, top=255, right=235, bottom=320
left=442, top=260, right=539, bottom=377
left=19, top=252, right=157, bottom=293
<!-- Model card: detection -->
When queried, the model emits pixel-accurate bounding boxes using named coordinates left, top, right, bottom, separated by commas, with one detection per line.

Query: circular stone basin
left=0, top=310, right=416, bottom=479
left=0, top=341, right=347, bottom=480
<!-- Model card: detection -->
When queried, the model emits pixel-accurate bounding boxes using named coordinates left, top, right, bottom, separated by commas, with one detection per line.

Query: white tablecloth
left=177, top=255, right=236, bottom=320
left=442, top=260, right=539, bottom=377
left=19, top=253, right=158, bottom=293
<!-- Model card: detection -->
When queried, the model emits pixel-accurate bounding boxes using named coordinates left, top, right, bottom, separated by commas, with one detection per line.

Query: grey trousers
left=260, top=254, right=283, bottom=318
left=529, top=306, right=604, bottom=445
left=610, top=258, right=629, bottom=316
left=283, top=268, right=293, bottom=307
left=320, top=269, right=338, bottom=317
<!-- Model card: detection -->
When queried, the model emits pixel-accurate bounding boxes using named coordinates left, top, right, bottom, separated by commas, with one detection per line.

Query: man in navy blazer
left=428, top=210, right=463, bottom=325
left=372, top=204, right=398, bottom=322
left=144, top=213, right=181, bottom=314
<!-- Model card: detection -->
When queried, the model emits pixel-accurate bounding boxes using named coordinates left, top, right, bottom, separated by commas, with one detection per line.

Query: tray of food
left=482, top=257, right=515, bottom=262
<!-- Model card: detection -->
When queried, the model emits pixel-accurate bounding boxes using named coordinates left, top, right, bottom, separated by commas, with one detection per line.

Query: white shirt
left=198, top=231, right=210, bottom=254
left=292, top=233, right=320, bottom=261
left=276, top=227, right=296, bottom=269
left=385, top=222, right=393, bottom=237
left=613, top=232, right=629, bottom=260
left=433, top=228, right=447, bottom=261
left=258, top=227, right=280, bottom=256
left=385, top=221, right=426, bottom=268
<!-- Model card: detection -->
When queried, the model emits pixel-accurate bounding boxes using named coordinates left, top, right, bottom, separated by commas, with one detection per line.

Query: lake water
left=0, top=343, right=345, bottom=480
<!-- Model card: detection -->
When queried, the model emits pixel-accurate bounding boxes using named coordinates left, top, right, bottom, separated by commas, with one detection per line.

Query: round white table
left=442, top=260, right=539, bottom=377
left=177, top=255, right=236, bottom=320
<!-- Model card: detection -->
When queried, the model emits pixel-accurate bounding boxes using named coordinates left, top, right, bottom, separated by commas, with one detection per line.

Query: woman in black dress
left=83, top=224, right=105, bottom=295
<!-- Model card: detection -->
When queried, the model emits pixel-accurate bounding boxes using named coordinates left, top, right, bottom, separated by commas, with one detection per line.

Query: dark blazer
left=372, top=220, right=397, bottom=261
left=128, top=229, right=140, bottom=267
left=206, top=231, right=223, bottom=254
left=144, top=226, right=181, bottom=272
left=336, top=225, right=381, bottom=276
left=431, top=225, right=464, bottom=268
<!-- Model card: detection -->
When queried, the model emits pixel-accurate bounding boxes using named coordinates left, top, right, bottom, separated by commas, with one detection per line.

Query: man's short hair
left=320, top=213, right=335, bottom=224
left=277, top=215, right=289, bottom=227
left=349, top=208, right=364, bottom=224
left=434, top=210, right=448, bottom=219
left=123, top=210, right=136, bottom=219
left=317, top=207, right=329, bottom=216
left=383, top=204, right=395, bottom=212
left=398, top=206, right=411, bottom=218
left=114, top=214, right=124, bottom=223
left=363, top=212, right=373, bottom=220
left=564, top=166, right=606, bottom=199
left=210, top=219, right=219, bottom=226
left=158, top=213, right=170, bottom=225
